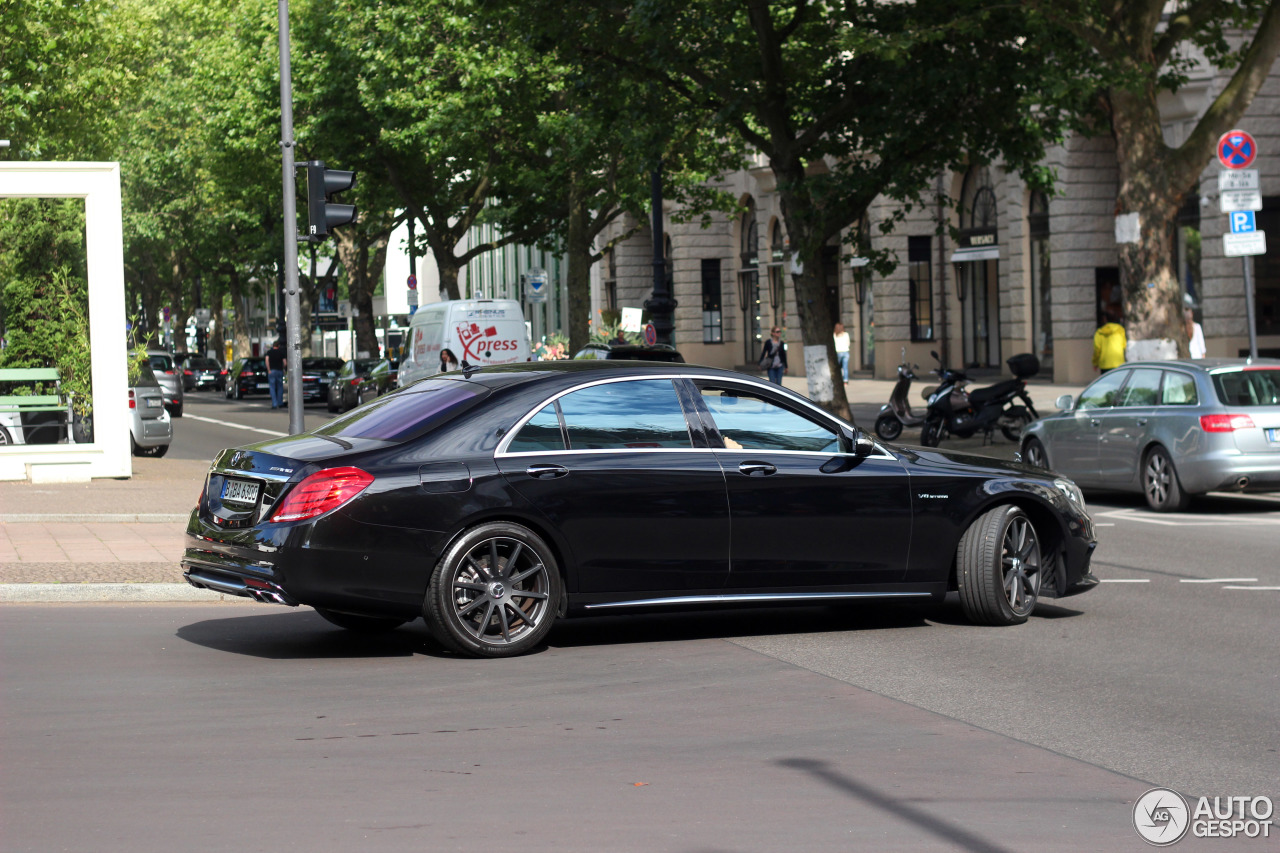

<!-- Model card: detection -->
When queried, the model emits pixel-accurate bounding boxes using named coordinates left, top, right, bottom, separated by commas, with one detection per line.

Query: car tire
left=314, top=607, right=408, bottom=633
left=0, top=425, right=12, bottom=445
left=326, top=399, right=339, bottom=413
left=424, top=521, right=562, bottom=658
left=172, top=405, right=183, bottom=419
left=956, top=504, right=1042, bottom=626
left=875, top=413, right=903, bottom=442
left=144, top=443, right=169, bottom=458
left=1023, top=437, right=1049, bottom=469
left=1143, top=445, right=1190, bottom=512
left=1001, top=409, right=1032, bottom=442
left=921, top=418, right=944, bottom=447
left=130, top=435, right=141, bottom=456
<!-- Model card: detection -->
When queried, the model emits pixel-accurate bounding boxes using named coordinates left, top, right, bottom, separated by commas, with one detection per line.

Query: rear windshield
left=148, top=354, right=174, bottom=371
left=312, top=380, right=486, bottom=441
left=191, top=358, right=219, bottom=369
left=1212, top=369, right=1280, bottom=407
left=303, top=358, right=345, bottom=372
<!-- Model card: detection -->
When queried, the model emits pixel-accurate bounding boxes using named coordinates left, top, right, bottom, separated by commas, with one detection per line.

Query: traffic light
left=304, top=160, right=356, bottom=239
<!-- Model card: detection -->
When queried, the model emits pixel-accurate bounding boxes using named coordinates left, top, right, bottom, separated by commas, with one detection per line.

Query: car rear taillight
left=184, top=369, right=193, bottom=375
left=128, top=389, right=136, bottom=409
left=240, top=370, right=254, bottom=377
left=269, top=467, right=374, bottom=523
left=1200, top=413, right=1256, bottom=432
left=350, top=377, right=362, bottom=386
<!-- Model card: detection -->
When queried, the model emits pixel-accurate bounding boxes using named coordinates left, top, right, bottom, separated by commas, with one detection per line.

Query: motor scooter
left=919, top=351, right=1041, bottom=447
left=875, top=349, right=926, bottom=441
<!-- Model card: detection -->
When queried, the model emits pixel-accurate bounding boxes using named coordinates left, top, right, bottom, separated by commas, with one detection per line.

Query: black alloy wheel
left=1143, top=445, right=1190, bottom=512
left=921, top=418, right=944, bottom=447
left=314, top=608, right=408, bottom=633
left=956, top=504, right=1042, bottom=625
left=1023, top=437, right=1049, bottom=469
left=424, top=522, right=562, bottom=658
left=875, top=413, right=904, bottom=442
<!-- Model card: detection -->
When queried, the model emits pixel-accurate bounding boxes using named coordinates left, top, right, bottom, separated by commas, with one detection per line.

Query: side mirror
left=853, top=428, right=875, bottom=458
left=1055, top=394, right=1074, bottom=411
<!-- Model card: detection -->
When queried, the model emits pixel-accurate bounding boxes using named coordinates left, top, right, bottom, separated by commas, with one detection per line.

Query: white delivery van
left=397, top=299, right=531, bottom=388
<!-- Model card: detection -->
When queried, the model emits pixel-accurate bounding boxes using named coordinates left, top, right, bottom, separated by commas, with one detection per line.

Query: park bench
left=0, top=368, right=74, bottom=443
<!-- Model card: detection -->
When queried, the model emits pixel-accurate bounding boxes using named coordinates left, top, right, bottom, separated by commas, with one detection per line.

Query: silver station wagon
left=1021, top=359, right=1280, bottom=511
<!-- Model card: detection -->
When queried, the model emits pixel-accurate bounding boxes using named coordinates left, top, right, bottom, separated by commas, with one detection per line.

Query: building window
left=908, top=236, right=933, bottom=341
left=702, top=259, right=723, bottom=342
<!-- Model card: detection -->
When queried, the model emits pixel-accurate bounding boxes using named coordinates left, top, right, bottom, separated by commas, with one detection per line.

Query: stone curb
left=3, top=514, right=190, bottom=524
left=0, top=583, right=250, bottom=603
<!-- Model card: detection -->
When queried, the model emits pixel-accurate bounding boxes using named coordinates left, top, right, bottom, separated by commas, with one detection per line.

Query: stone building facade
left=594, top=54, right=1280, bottom=384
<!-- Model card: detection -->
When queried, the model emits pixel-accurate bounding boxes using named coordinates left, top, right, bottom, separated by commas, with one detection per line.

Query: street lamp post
left=644, top=164, right=677, bottom=345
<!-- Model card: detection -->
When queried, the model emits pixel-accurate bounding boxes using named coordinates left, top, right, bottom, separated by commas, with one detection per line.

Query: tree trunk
left=566, top=174, right=593, bottom=354
left=774, top=171, right=851, bottom=420
left=335, top=229, right=391, bottom=358
left=226, top=268, right=252, bottom=359
left=437, top=258, right=462, bottom=303
left=1110, top=89, right=1191, bottom=357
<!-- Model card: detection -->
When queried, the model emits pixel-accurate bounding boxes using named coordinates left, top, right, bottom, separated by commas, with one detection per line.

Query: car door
left=495, top=377, right=731, bottom=593
left=1045, top=369, right=1130, bottom=485
left=1097, top=367, right=1162, bottom=487
left=690, top=379, right=912, bottom=588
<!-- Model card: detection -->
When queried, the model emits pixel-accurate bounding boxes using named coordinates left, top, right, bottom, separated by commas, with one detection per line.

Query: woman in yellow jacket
left=1092, top=313, right=1126, bottom=373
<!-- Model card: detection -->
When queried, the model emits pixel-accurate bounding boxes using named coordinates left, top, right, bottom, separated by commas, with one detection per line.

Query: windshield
left=1213, top=369, right=1280, bottom=406
left=312, top=380, right=486, bottom=441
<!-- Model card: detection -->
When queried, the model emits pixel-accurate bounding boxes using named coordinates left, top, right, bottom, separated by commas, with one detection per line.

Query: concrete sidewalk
left=0, top=373, right=1084, bottom=602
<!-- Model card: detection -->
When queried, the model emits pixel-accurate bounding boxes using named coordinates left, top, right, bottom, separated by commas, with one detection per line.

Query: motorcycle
left=875, top=348, right=927, bottom=441
left=919, top=351, right=1040, bottom=447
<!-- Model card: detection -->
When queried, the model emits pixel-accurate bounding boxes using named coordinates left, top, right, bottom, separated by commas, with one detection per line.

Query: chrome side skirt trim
left=582, top=591, right=932, bottom=610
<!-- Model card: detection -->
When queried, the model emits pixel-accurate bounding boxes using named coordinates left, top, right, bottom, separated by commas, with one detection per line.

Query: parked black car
left=326, top=358, right=392, bottom=413
left=179, top=356, right=223, bottom=392
left=183, top=362, right=1098, bottom=658
left=301, top=357, right=346, bottom=403
left=574, top=343, right=686, bottom=363
left=224, top=357, right=268, bottom=400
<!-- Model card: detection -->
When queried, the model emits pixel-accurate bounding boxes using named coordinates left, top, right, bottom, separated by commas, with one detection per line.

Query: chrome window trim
left=495, top=372, right=894, bottom=460
left=583, top=591, right=932, bottom=610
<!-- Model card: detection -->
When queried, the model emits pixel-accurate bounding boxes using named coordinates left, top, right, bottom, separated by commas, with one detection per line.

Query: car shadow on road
left=175, top=609, right=451, bottom=660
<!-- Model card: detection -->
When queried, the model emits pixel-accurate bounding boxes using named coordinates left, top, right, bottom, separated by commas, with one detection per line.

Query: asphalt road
left=6, top=390, right=1276, bottom=850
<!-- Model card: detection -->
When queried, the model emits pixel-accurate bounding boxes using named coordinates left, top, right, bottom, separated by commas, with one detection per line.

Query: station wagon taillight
left=1200, top=413, right=1256, bottom=432
left=269, top=467, right=374, bottom=523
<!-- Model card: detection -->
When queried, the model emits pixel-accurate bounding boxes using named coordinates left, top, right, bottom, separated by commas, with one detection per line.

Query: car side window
left=1118, top=368, right=1162, bottom=406
left=1161, top=372, right=1198, bottom=405
left=556, top=379, right=692, bottom=450
left=699, top=386, right=840, bottom=453
left=507, top=404, right=565, bottom=452
left=1076, top=370, right=1129, bottom=409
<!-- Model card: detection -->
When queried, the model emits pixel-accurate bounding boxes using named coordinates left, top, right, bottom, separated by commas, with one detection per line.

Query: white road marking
left=1179, top=578, right=1257, bottom=583
left=1093, top=507, right=1280, bottom=526
left=1095, top=523, right=1116, bottom=527
left=1223, top=585, right=1280, bottom=590
left=184, top=414, right=287, bottom=437
left=1100, top=578, right=1150, bottom=583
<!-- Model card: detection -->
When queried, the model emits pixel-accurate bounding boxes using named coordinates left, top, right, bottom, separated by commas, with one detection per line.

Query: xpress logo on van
left=456, top=322, right=521, bottom=364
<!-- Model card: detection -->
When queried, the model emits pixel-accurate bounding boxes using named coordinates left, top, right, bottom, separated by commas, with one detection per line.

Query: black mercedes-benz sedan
left=183, top=362, right=1097, bottom=657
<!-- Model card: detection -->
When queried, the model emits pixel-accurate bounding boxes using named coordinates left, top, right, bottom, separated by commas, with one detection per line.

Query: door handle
left=1137, top=418, right=1148, bottom=426
left=1090, top=419, right=1100, bottom=427
left=525, top=464, right=568, bottom=480
left=738, top=461, right=777, bottom=477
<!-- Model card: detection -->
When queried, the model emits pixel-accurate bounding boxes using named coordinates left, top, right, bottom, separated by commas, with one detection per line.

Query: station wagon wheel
left=1143, top=445, right=1190, bottom=512
left=425, top=522, right=562, bottom=658
left=957, top=505, right=1041, bottom=625
left=1023, top=438, right=1049, bottom=469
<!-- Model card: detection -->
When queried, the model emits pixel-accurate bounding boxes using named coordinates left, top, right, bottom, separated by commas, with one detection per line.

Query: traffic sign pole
left=1218, top=130, right=1262, bottom=360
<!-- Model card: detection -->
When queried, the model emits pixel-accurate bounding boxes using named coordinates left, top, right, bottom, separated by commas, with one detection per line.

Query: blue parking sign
left=1231, top=211, right=1256, bottom=233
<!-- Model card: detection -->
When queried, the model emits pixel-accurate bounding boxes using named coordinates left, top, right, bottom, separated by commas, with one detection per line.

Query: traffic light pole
left=277, top=0, right=304, bottom=435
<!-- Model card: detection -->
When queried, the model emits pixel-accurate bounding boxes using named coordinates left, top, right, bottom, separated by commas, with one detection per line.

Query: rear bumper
left=1177, top=451, right=1280, bottom=494
left=183, top=564, right=299, bottom=606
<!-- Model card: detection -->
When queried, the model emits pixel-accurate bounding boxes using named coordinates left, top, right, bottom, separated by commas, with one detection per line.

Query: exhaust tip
left=1236, top=476, right=1250, bottom=489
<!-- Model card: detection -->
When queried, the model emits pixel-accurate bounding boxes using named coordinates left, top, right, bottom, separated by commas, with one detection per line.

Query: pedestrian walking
left=1092, top=310, right=1126, bottom=374
left=833, top=321, right=850, bottom=382
left=1185, top=308, right=1206, bottom=359
left=266, top=339, right=287, bottom=408
left=759, top=326, right=787, bottom=385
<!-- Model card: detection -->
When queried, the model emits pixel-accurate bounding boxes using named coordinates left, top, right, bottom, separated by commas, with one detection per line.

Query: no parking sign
left=1218, top=130, right=1258, bottom=169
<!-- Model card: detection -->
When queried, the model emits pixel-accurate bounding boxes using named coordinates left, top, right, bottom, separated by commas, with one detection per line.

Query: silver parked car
left=146, top=349, right=184, bottom=417
left=1022, top=358, right=1280, bottom=511
left=131, top=361, right=173, bottom=457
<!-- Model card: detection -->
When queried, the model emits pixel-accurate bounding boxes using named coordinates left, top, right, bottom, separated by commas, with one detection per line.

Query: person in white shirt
left=1184, top=308, right=1206, bottom=359
left=832, top=322, right=850, bottom=382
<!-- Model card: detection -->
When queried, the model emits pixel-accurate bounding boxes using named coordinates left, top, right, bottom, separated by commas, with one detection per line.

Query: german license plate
left=145, top=398, right=162, bottom=408
left=1267, top=428, right=1280, bottom=443
left=256, top=383, right=268, bottom=390
left=221, top=479, right=260, bottom=506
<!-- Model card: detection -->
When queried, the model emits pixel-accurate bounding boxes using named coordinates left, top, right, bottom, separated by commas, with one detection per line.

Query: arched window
left=958, top=166, right=1000, bottom=367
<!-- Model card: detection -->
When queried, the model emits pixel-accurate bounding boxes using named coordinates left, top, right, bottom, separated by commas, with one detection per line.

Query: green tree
left=1033, top=0, right=1280, bottom=354
left=548, top=0, right=1078, bottom=415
